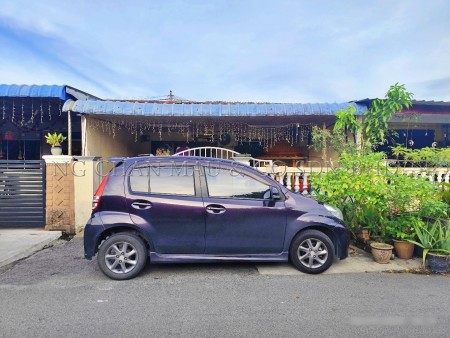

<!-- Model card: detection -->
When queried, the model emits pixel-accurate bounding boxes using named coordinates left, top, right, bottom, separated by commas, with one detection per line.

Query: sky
left=0, top=0, right=449, bottom=103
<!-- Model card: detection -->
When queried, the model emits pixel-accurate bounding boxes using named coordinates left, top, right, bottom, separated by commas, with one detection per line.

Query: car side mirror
left=271, top=186, right=281, bottom=200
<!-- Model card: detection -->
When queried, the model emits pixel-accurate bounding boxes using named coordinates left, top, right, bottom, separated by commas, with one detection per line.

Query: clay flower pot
left=393, top=239, right=415, bottom=259
left=370, top=242, right=394, bottom=264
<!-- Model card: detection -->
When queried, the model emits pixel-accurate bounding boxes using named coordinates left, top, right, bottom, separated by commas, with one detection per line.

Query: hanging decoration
left=87, top=116, right=313, bottom=150
left=21, top=102, right=25, bottom=126
left=0, top=98, right=66, bottom=132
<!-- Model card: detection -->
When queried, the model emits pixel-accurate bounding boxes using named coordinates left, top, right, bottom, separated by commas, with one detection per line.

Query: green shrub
left=312, top=152, right=448, bottom=242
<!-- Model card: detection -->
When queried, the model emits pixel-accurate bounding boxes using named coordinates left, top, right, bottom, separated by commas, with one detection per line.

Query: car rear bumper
left=83, top=216, right=105, bottom=259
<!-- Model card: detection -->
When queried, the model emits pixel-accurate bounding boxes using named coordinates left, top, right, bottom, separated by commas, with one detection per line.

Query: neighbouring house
left=0, top=85, right=98, bottom=229
left=356, top=99, right=450, bottom=156
left=0, top=84, right=100, bottom=159
left=1, top=83, right=449, bottom=232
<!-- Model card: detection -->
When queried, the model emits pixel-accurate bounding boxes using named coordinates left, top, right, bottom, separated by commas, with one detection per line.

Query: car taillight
left=92, top=174, right=109, bottom=211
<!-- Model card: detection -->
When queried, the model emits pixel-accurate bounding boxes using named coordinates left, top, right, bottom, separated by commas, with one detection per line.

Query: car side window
left=205, top=167, right=270, bottom=199
left=129, top=166, right=195, bottom=196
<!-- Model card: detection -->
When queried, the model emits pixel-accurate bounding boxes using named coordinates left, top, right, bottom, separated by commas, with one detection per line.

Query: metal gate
left=0, top=160, right=45, bottom=227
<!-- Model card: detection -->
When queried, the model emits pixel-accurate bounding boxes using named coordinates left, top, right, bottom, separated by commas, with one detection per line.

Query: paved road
left=0, top=238, right=449, bottom=338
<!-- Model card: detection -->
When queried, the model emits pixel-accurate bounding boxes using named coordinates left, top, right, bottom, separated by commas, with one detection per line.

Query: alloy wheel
left=104, top=241, right=139, bottom=274
left=297, top=238, right=329, bottom=269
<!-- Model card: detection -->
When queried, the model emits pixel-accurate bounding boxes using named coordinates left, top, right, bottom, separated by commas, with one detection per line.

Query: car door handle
left=131, top=201, right=152, bottom=210
left=206, top=204, right=226, bottom=214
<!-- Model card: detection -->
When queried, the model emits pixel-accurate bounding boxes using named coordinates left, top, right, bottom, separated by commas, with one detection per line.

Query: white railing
left=257, top=166, right=319, bottom=195
left=173, top=147, right=449, bottom=195
left=256, top=165, right=450, bottom=195
left=173, top=146, right=272, bottom=167
left=392, top=167, right=450, bottom=184
left=174, top=146, right=240, bottom=159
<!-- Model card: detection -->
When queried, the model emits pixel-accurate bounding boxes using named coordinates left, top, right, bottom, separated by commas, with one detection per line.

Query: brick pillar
left=43, top=155, right=75, bottom=233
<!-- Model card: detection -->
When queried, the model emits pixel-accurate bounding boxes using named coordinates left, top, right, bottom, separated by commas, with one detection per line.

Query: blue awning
left=0, top=84, right=67, bottom=100
left=0, top=84, right=100, bottom=100
left=63, top=99, right=367, bottom=117
left=0, top=85, right=100, bottom=126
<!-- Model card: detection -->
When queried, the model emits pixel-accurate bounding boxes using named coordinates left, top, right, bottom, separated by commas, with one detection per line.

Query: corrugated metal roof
left=356, top=98, right=450, bottom=107
left=0, top=84, right=101, bottom=100
left=0, top=84, right=67, bottom=99
left=411, top=100, right=450, bottom=107
left=63, top=99, right=367, bottom=116
left=356, top=98, right=450, bottom=114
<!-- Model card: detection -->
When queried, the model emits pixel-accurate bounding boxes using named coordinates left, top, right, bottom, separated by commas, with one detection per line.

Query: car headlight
left=324, top=204, right=344, bottom=221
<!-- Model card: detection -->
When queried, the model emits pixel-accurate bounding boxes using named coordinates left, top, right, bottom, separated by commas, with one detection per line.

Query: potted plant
left=155, top=144, right=172, bottom=156
left=45, top=132, right=67, bottom=155
left=385, top=213, right=421, bottom=259
left=370, top=242, right=394, bottom=264
left=408, top=220, right=450, bottom=272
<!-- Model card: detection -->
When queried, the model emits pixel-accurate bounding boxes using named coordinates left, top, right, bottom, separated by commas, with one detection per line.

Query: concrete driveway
left=0, top=228, right=423, bottom=274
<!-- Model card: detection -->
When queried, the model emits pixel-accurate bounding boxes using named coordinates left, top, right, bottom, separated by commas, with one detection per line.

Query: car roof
left=111, top=155, right=240, bottom=166
left=108, top=155, right=272, bottom=181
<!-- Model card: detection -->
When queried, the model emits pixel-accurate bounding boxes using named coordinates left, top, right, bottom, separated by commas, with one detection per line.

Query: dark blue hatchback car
left=84, top=156, right=349, bottom=280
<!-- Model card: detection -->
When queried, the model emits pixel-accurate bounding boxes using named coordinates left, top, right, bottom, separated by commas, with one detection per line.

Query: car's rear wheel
left=289, top=230, right=335, bottom=274
left=97, top=233, right=147, bottom=280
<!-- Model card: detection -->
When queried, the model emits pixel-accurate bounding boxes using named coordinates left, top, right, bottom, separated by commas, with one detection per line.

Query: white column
left=436, top=170, right=443, bottom=184
left=294, top=173, right=300, bottom=192
left=286, top=172, right=292, bottom=190
left=68, top=110, right=72, bottom=156
left=81, top=115, right=87, bottom=156
left=278, top=174, right=284, bottom=186
left=302, top=173, right=309, bottom=195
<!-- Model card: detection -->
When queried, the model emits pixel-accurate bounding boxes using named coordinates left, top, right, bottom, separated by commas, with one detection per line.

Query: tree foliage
left=363, top=83, right=413, bottom=146
left=310, top=83, right=414, bottom=158
left=309, top=83, right=449, bottom=241
left=311, top=152, right=448, bottom=241
left=391, top=145, right=450, bottom=166
left=334, top=106, right=361, bottom=143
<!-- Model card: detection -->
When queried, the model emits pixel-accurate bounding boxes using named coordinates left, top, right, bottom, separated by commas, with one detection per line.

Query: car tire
left=97, top=233, right=147, bottom=280
left=289, top=229, right=335, bottom=274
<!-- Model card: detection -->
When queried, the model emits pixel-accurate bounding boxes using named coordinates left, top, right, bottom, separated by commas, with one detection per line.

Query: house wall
left=73, top=156, right=102, bottom=232
left=307, top=148, right=339, bottom=166
left=84, top=117, right=137, bottom=158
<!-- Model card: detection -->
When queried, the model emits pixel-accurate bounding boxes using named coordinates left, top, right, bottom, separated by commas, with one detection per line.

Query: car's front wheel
left=289, top=230, right=335, bottom=274
left=97, top=233, right=147, bottom=280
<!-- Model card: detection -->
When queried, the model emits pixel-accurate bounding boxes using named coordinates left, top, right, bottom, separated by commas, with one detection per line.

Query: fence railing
left=172, top=146, right=449, bottom=195
left=174, top=146, right=273, bottom=167
left=256, top=165, right=450, bottom=195
left=174, top=146, right=240, bottom=159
